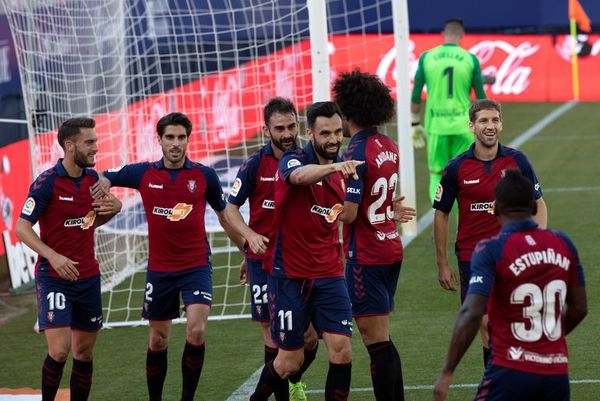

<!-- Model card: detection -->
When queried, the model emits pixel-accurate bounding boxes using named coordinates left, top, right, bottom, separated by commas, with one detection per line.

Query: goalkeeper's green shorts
left=427, top=133, right=473, bottom=174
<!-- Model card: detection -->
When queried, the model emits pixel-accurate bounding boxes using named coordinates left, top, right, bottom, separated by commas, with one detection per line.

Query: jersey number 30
left=368, top=173, right=398, bottom=224
left=510, top=280, right=567, bottom=342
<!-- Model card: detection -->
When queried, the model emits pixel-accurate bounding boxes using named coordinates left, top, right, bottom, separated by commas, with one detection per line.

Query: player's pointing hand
left=334, top=160, right=364, bottom=180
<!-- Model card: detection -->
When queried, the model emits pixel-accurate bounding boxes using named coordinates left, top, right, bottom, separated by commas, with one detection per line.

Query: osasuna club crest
left=187, top=180, right=197, bottom=193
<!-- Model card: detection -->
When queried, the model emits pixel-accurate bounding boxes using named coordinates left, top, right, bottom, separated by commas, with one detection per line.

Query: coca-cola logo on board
left=469, top=40, right=540, bottom=96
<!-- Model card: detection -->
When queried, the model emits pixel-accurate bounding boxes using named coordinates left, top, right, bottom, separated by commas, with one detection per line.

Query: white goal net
left=2, top=0, right=410, bottom=327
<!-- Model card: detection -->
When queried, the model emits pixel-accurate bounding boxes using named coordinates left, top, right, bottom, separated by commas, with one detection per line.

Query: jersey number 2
left=510, top=280, right=567, bottom=342
left=368, top=173, right=398, bottom=224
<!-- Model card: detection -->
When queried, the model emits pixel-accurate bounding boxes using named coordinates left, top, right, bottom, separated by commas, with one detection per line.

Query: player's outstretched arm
left=92, top=188, right=122, bottom=227
left=433, top=294, right=487, bottom=401
left=90, top=173, right=111, bottom=199
left=564, top=286, right=587, bottom=335
left=15, top=218, right=79, bottom=281
left=216, top=209, right=245, bottom=253
left=393, top=195, right=417, bottom=223
left=289, top=160, right=364, bottom=186
left=224, top=203, right=269, bottom=256
left=434, top=210, right=457, bottom=291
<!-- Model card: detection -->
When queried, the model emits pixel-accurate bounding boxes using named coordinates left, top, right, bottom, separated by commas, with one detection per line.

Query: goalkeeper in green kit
left=411, top=18, right=488, bottom=203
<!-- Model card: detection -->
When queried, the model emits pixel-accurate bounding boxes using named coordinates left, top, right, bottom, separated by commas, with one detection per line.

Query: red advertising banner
left=32, top=34, right=600, bottom=176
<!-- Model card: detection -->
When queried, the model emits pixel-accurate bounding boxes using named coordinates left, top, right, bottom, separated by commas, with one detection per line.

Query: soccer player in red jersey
left=92, top=112, right=243, bottom=401
left=333, top=70, right=416, bottom=401
left=249, top=101, right=363, bottom=401
left=433, top=99, right=548, bottom=364
left=433, top=170, right=587, bottom=401
left=225, top=97, right=317, bottom=400
left=16, top=117, right=121, bottom=401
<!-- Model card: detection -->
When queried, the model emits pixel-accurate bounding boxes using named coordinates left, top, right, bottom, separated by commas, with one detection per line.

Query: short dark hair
left=57, top=117, right=95, bottom=148
left=156, top=112, right=192, bottom=137
left=264, top=97, right=298, bottom=126
left=306, top=101, right=342, bottom=130
left=444, top=18, right=465, bottom=35
left=469, top=99, right=502, bottom=123
left=495, top=170, right=536, bottom=216
left=332, top=70, right=395, bottom=128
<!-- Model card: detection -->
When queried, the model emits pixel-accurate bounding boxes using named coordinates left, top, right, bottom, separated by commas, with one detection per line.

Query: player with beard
left=433, top=99, right=548, bottom=366
left=225, top=97, right=317, bottom=401
left=92, top=112, right=243, bottom=401
left=16, top=117, right=122, bottom=401
left=249, top=101, right=363, bottom=401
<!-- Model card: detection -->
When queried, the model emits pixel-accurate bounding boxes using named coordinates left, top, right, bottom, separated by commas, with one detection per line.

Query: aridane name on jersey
left=152, top=203, right=193, bottom=221
left=311, top=203, right=343, bottom=223
left=63, top=210, right=96, bottom=229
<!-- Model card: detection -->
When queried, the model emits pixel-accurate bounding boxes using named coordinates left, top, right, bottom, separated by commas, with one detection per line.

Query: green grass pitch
left=0, top=102, right=598, bottom=400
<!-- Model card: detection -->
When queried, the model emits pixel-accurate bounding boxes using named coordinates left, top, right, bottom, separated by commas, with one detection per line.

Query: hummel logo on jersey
left=508, top=346, right=524, bottom=361
left=376, top=231, right=386, bottom=241
left=262, top=199, right=275, bottom=209
left=470, top=202, right=494, bottom=212
left=311, top=203, right=343, bottom=223
left=64, top=210, right=96, bottom=230
left=463, top=179, right=480, bottom=185
left=375, top=230, right=400, bottom=241
left=148, top=183, right=163, bottom=189
left=58, top=195, right=73, bottom=201
left=469, top=275, right=484, bottom=284
left=259, top=176, right=276, bottom=181
left=525, top=235, right=537, bottom=246
left=152, top=203, right=193, bottom=221
left=193, top=290, right=200, bottom=295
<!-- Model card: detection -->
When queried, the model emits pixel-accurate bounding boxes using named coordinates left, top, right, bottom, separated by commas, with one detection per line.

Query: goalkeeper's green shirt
left=411, top=44, right=486, bottom=136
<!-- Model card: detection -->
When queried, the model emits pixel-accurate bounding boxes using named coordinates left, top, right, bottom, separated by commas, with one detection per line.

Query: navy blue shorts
left=268, top=276, right=352, bottom=350
left=345, top=262, right=402, bottom=317
left=247, top=258, right=269, bottom=322
left=36, top=275, right=103, bottom=331
left=475, top=365, right=569, bottom=401
left=143, top=267, right=212, bottom=320
left=458, top=260, right=471, bottom=303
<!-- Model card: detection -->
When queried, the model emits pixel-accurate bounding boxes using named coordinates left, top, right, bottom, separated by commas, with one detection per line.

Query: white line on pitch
left=302, top=378, right=600, bottom=394
left=543, top=186, right=600, bottom=193
left=225, top=101, right=578, bottom=401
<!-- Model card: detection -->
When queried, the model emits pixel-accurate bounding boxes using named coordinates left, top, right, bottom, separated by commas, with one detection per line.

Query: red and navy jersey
left=342, top=128, right=403, bottom=265
left=19, top=159, right=100, bottom=279
left=468, top=220, right=585, bottom=375
left=104, top=158, right=226, bottom=272
left=263, top=143, right=346, bottom=279
left=227, top=142, right=278, bottom=260
left=433, top=144, right=542, bottom=262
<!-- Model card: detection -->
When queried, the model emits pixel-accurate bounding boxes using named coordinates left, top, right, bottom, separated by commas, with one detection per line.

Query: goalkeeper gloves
left=411, top=112, right=426, bottom=149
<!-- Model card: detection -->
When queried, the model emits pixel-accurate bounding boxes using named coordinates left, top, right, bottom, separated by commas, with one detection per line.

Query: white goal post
left=1, top=0, right=415, bottom=327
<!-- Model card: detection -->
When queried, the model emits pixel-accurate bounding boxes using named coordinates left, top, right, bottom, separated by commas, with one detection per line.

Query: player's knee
left=327, top=340, right=352, bottom=364
left=149, top=330, right=170, bottom=351
left=72, top=348, right=94, bottom=362
left=274, top=355, right=302, bottom=379
left=186, top=324, right=206, bottom=345
left=48, top=348, right=70, bottom=363
left=303, top=328, right=318, bottom=350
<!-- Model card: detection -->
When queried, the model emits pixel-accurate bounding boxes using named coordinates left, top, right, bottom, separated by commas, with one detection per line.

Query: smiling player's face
left=264, top=112, right=299, bottom=153
left=308, top=114, right=343, bottom=161
left=70, top=128, right=98, bottom=168
left=159, top=124, right=189, bottom=168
